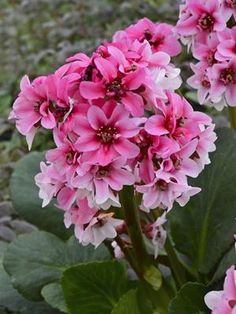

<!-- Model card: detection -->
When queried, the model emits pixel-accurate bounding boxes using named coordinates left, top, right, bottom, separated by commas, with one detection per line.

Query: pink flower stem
left=228, top=107, right=236, bottom=130
left=120, top=186, right=152, bottom=278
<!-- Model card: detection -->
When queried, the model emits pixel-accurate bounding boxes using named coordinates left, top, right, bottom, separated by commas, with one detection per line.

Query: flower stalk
left=119, top=186, right=151, bottom=277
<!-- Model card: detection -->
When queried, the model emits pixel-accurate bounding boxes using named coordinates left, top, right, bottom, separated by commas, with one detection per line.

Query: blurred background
left=0, top=0, right=180, bottom=242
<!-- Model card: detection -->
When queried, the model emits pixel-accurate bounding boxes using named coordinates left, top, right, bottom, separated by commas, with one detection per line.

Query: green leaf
left=111, top=289, right=140, bottom=314
left=211, top=246, right=236, bottom=284
left=143, top=265, right=162, bottom=291
left=10, top=152, right=72, bottom=240
left=0, top=241, right=61, bottom=314
left=62, top=260, right=129, bottom=314
left=169, top=128, right=236, bottom=278
left=168, top=282, right=209, bottom=314
left=42, top=283, right=67, bottom=313
left=3, top=231, right=109, bottom=301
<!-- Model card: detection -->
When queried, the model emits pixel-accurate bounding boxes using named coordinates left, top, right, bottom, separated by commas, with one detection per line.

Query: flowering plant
left=2, top=3, right=236, bottom=314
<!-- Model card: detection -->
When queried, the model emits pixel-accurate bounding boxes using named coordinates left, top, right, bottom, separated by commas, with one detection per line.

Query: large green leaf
left=3, top=231, right=109, bottom=301
left=41, top=283, right=67, bottom=313
left=111, top=289, right=140, bottom=314
left=168, top=282, right=209, bottom=314
left=61, top=260, right=130, bottom=314
left=10, top=151, right=72, bottom=240
left=0, top=240, right=61, bottom=314
left=210, top=246, right=236, bottom=284
left=169, top=128, right=236, bottom=279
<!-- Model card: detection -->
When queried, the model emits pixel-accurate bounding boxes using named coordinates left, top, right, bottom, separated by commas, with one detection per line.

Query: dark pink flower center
left=81, top=65, right=93, bottom=81
left=220, top=68, right=236, bottom=85
left=143, top=29, right=153, bottom=41
left=66, top=151, right=78, bottom=165
left=156, top=179, right=168, bottom=191
left=201, top=78, right=211, bottom=88
left=96, top=166, right=110, bottom=178
left=228, top=300, right=236, bottom=308
left=49, top=102, right=69, bottom=122
left=136, top=131, right=153, bottom=159
left=152, top=157, right=163, bottom=171
left=198, top=13, right=215, bottom=31
left=171, top=155, right=182, bottom=169
left=97, top=125, right=117, bottom=144
left=106, top=79, right=123, bottom=100
left=152, top=36, right=165, bottom=48
left=207, top=51, right=217, bottom=66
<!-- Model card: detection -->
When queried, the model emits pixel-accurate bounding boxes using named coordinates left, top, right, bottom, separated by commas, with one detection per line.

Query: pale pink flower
left=192, top=33, right=219, bottom=66
left=82, top=212, right=123, bottom=248
left=35, top=162, right=65, bottom=207
left=72, top=158, right=135, bottom=210
left=187, top=63, right=212, bottom=104
left=216, top=27, right=236, bottom=61
left=63, top=198, right=98, bottom=239
left=75, top=104, right=140, bottom=166
left=220, top=0, right=236, bottom=21
left=208, top=59, right=236, bottom=106
left=137, top=170, right=201, bottom=211
left=205, top=266, right=236, bottom=314
left=144, top=213, right=167, bottom=258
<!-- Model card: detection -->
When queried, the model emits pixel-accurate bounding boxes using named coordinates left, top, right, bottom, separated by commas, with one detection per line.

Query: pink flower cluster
left=177, top=0, right=236, bottom=109
left=205, top=265, right=236, bottom=313
left=9, top=18, right=216, bottom=254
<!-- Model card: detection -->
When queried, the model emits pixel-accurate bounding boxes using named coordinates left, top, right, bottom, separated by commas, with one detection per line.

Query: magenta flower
left=176, top=0, right=226, bottom=38
left=75, top=104, right=140, bottom=166
left=114, top=18, right=181, bottom=57
left=9, top=72, right=79, bottom=149
left=205, top=265, right=236, bottom=314
left=79, top=57, right=149, bottom=117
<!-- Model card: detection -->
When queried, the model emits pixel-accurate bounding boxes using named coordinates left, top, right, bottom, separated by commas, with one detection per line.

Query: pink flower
left=205, top=265, right=236, bottom=314
left=79, top=56, right=148, bottom=117
left=176, top=0, right=226, bottom=40
left=9, top=72, right=79, bottom=149
left=82, top=212, right=123, bottom=248
left=75, top=104, right=140, bottom=166
left=209, top=59, right=236, bottom=106
left=146, top=92, right=212, bottom=143
left=192, top=33, right=219, bottom=66
left=136, top=170, right=201, bottom=211
left=72, top=158, right=135, bottom=209
left=144, top=213, right=167, bottom=258
left=187, top=63, right=212, bottom=104
left=216, top=27, right=236, bottom=61
left=46, top=129, right=81, bottom=185
left=63, top=198, right=98, bottom=239
left=114, top=18, right=181, bottom=57
left=221, top=0, right=236, bottom=21
left=35, top=162, right=65, bottom=207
